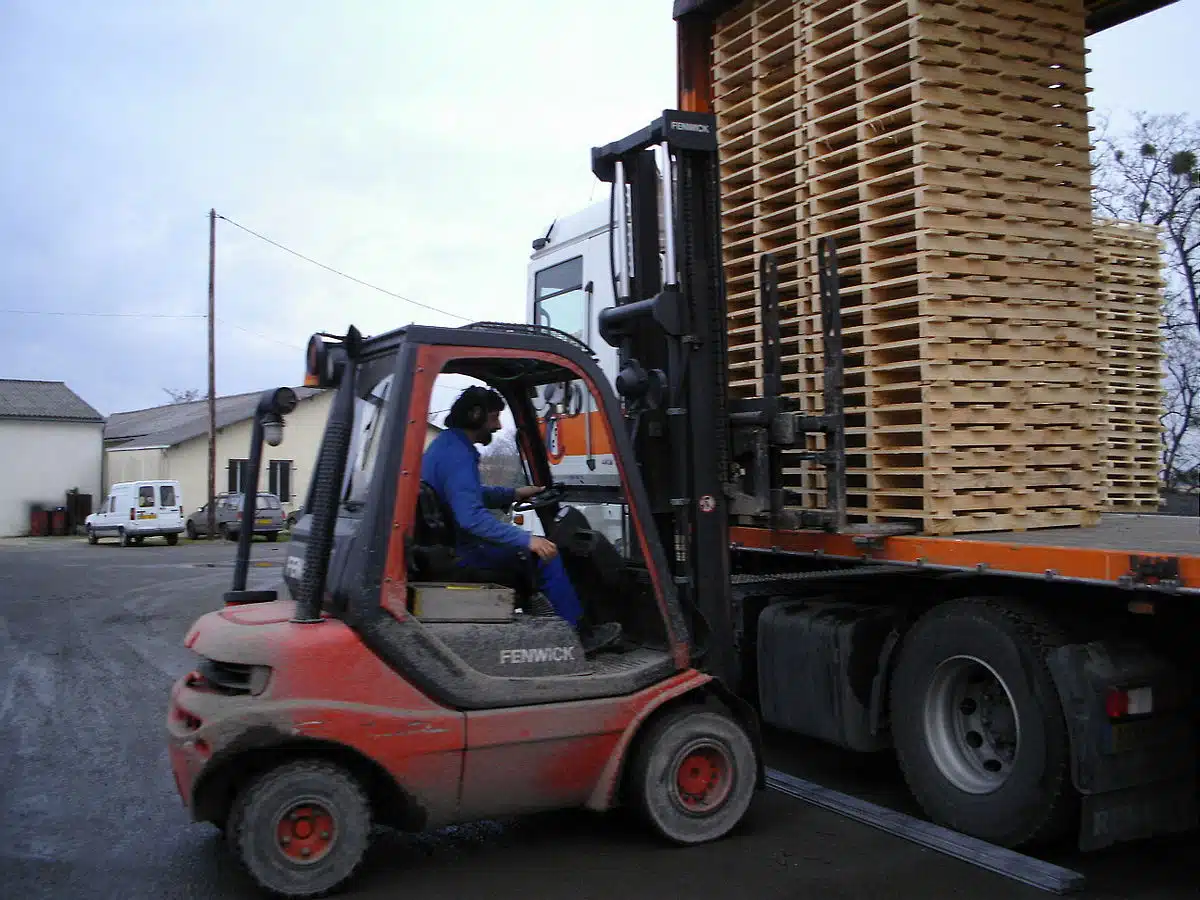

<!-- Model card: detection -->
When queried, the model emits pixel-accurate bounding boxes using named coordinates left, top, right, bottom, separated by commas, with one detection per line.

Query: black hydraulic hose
left=294, top=355, right=358, bottom=623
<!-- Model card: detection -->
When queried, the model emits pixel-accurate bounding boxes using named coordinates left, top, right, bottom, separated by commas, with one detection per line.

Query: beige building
left=104, top=388, right=442, bottom=517
left=0, top=380, right=105, bottom=537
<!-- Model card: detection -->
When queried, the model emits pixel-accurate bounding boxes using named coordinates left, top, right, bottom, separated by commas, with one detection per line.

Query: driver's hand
left=529, top=536, right=558, bottom=561
left=515, top=485, right=546, bottom=502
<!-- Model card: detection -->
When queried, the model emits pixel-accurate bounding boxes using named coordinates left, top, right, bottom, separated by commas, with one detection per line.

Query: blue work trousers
left=457, top=544, right=583, bottom=626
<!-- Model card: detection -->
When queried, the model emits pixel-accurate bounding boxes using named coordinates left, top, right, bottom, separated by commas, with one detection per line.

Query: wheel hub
left=922, top=655, right=1021, bottom=795
left=671, top=741, right=733, bottom=814
left=275, top=803, right=335, bottom=863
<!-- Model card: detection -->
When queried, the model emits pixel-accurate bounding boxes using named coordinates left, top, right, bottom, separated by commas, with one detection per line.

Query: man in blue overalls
left=422, top=386, right=621, bottom=653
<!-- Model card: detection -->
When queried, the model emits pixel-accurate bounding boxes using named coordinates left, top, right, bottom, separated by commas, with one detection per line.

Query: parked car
left=86, top=480, right=185, bottom=546
left=185, top=492, right=285, bottom=542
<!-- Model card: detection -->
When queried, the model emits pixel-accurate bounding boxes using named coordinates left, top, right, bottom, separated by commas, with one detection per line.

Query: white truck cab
left=86, top=480, right=185, bottom=546
left=526, top=199, right=634, bottom=549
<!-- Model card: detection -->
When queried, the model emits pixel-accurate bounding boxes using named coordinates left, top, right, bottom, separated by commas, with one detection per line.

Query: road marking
left=766, top=768, right=1085, bottom=895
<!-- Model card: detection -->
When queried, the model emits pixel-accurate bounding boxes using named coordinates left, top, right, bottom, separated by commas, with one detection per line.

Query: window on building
left=269, top=460, right=293, bottom=502
left=228, top=459, right=249, bottom=493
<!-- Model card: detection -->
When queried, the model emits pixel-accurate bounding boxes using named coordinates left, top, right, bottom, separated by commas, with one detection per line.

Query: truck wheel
left=629, top=706, right=757, bottom=845
left=228, top=759, right=371, bottom=899
left=166, top=533, right=179, bottom=546
left=889, top=598, right=1073, bottom=848
left=87, top=526, right=97, bottom=545
left=119, top=528, right=131, bottom=547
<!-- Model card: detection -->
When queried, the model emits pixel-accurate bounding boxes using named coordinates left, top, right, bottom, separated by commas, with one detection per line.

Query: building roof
left=0, top=379, right=104, bottom=424
left=105, top=387, right=327, bottom=450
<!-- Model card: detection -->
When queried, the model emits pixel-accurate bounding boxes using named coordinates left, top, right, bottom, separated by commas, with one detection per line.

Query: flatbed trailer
left=731, top=515, right=1200, bottom=595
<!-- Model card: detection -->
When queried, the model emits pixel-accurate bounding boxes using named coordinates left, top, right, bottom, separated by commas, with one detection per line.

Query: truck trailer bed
left=730, top=514, right=1200, bottom=594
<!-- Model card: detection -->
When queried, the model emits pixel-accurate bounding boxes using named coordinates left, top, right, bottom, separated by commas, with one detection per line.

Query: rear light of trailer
left=1106, top=686, right=1153, bottom=719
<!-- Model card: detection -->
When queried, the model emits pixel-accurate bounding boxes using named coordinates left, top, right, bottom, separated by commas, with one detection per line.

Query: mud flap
left=757, top=600, right=892, bottom=752
left=1046, top=642, right=1197, bottom=851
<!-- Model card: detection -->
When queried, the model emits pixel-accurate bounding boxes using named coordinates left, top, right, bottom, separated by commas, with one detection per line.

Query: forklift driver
left=422, top=386, right=622, bottom=653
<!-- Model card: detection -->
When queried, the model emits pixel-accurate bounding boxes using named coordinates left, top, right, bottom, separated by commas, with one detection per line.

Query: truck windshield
left=341, top=369, right=395, bottom=509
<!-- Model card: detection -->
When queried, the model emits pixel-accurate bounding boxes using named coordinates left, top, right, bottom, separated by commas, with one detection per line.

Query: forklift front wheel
left=630, top=707, right=757, bottom=845
left=229, top=759, right=371, bottom=899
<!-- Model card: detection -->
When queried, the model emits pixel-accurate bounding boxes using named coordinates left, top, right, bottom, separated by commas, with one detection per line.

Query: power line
left=0, top=309, right=204, bottom=319
left=216, top=317, right=306, bottom=350
left=215, top=214, right=473, bottom=323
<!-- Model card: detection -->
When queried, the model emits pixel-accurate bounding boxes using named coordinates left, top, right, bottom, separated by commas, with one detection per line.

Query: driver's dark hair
left=445, top=386, right=505, bottom=429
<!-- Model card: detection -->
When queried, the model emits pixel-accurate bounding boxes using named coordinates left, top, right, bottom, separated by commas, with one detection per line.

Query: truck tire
left=228, top=759, right=371, bottom=899
left=889, top=598, right=1073, bottom=848
left=629, top=706, right=757, bottom=845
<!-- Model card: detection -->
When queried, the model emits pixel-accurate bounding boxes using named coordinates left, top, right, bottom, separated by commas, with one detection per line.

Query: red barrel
left=50, top=508, right=68, bottom=536
left=29, top=510, right=49, bottom=536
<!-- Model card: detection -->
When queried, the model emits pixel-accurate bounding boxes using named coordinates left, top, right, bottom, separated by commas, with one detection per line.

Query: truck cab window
left=534, top=257, right=586, bottom=342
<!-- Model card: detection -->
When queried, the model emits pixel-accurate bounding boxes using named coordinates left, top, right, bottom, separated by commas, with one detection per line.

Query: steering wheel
left=513, top=482, right=569, bottom=512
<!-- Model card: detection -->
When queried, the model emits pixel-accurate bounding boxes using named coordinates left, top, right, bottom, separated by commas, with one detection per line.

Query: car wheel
left=220, top=524, right=236, bottom=542
left=889, top=598, right=1074, bottom=848
left=87, top=526, right=97, bottom=545
left=629, top=706, right=757, bottom=845
left=166, top=533, right=179, bottom=546
left=228, top=759, right=371, bottom=899
left=186, top=521, right=197, bottom=540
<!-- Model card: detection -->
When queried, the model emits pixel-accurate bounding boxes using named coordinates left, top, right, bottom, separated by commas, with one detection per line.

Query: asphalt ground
left=0, top=537, right=1195, bottom=899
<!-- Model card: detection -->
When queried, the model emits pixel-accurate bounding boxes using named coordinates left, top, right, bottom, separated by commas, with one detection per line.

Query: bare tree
left=1093, top=113, right=1200, bottom=337
left=1094, top=114, right=1200, bottom=489
left=479, top=429, right=525, bottom=489
left=1163, top=332, right=1200, bottom=489
left=163, top=388, right=204, bottom=404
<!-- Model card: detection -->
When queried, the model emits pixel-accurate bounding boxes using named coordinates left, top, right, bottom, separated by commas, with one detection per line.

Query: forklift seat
left=408, top=481, right=534, bottom=596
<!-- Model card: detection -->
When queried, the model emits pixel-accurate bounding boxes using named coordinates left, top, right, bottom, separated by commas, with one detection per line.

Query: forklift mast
left=591, top=111, right=738, bottom=688
left=589, top=111, right=850, bottom=687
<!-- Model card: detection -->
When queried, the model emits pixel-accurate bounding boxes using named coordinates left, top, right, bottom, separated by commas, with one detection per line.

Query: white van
left=86, top=480, right=185, bottom=546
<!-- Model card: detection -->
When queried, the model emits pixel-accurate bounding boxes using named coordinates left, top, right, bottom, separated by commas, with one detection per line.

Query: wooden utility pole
left=207, top=209, right=217, bottom=541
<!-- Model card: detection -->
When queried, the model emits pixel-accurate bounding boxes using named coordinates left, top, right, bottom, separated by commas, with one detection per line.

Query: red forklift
left=167, top=111, right=775, bottom=897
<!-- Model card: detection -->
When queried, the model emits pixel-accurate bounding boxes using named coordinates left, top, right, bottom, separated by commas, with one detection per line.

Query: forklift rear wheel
left=229, top=759, right=371, bottom=899
left=630, top=706, right=756, bottom=845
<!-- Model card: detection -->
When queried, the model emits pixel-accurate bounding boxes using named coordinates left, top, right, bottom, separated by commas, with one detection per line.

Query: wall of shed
left=0, top=420, right=103, bottom=537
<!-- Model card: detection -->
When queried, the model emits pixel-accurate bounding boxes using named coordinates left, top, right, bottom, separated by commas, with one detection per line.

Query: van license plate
left=256, top=518, right=271, bottom=525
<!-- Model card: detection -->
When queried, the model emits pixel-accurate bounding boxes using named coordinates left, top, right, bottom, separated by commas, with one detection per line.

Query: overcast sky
left=2, top=1, right=1198, bottom=417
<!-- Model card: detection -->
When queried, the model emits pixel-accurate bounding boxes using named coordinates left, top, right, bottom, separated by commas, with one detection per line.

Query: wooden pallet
left=715, top=0, right=1105, bottom=534
left=1093, top=218, right=1164, bottom=511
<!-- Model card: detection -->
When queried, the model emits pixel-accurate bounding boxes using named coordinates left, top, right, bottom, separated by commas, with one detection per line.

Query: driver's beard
left=478, top=430, right=494, bottom=446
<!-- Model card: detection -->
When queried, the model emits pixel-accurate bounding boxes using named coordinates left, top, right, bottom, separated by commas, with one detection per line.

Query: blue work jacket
left=421, top=428, right=529, bottom=551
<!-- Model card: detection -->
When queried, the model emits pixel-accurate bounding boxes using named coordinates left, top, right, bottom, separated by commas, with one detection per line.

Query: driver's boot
left=580, top=621, right=623, bottom=655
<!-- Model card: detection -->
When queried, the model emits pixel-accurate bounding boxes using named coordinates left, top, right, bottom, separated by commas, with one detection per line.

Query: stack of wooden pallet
left=713, top=0, right=1118, bottom=535
left=1094, top=219, right=1165, bottom=511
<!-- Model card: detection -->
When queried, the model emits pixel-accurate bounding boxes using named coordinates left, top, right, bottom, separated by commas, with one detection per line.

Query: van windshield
left=159, top=485, right=176, bottom=507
